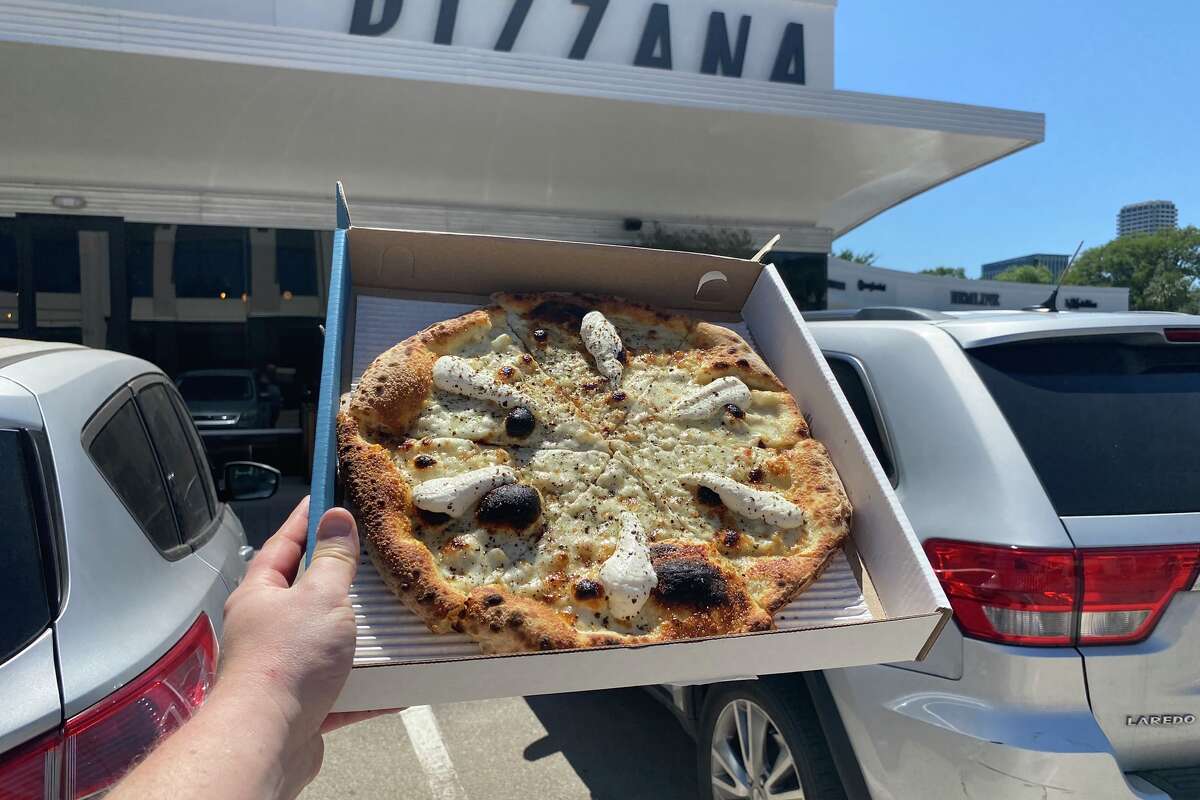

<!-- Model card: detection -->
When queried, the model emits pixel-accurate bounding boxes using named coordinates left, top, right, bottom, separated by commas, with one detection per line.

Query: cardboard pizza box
left=309, top=184, right=951, bottom=711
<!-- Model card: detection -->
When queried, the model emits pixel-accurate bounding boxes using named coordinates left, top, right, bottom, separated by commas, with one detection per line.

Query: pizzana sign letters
left=349, top=0, right=807, bottom=84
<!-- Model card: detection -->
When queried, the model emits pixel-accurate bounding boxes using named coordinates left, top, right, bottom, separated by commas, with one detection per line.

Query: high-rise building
left=1118, top=201, right=1178, bottom=237
left=981, top=253, right=1071, bottom=281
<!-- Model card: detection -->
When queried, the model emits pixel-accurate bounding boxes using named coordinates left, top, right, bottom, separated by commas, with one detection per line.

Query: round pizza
left=337, top=292, right=852, bottom=654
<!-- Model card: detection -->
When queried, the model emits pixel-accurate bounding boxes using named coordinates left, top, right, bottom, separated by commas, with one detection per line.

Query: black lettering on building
left=770, top=22, right=805, bottom=84
left=434, top=0, right=459, bottom=45
left=495, top=0, right=534, bottom=52
left=951, top=290, right=1000, bottom=307
left=634, top=3, right=673, bottom=70
left=701, top=12, right=751, bottom=77
left=569, top=0, right=609, bottom=60
left=350, top=0, right=403, bottom=36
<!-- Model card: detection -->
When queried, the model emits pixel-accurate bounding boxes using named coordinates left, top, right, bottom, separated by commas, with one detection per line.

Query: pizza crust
left=338, top=293, right=853, bottom=654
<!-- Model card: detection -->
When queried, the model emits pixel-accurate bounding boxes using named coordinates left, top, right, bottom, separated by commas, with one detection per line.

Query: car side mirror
left=222, top=461, right=281, bottom=501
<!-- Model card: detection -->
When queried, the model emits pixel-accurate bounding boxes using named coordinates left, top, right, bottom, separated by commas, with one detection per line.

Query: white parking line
left=400, top=706, right=469, bottom=800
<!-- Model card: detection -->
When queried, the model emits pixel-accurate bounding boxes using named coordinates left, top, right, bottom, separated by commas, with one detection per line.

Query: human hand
left=213, top=497, right=384, bottom=795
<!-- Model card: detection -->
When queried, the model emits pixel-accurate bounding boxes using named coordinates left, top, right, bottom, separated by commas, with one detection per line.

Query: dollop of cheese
left=599, top=512, right=658, bottom=619
left=680, top=472, right=806, bottom=529
left=670, top=376, right=752, bottom=421
left=411, top=465, right=517, bottom=518
left=580, top=311, right=624, bottom=382
left=432, top=356, right=528, bottom=409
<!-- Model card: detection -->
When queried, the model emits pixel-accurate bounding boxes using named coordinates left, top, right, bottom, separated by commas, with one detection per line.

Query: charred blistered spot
left=726, top=347, right=738, bottom=355
left=489, top=620, right=504, bottom=632
left=497, top=365, right=516, bottom=382
left=451, top=619, right=465, bottom=633
left=478, top=484, right=543, bottom=530
left=532, top=328, right=548, bottom=343
left=418, top=509, right=451, bottom=527
left=696, top=486, right=723, bottom=507
left=616, top=348, right=628, bottom=365
left=414, top=454, right=437, bottom=469
left=507, top=613, right=524, bottom=628
left=521, top=353, right=533, bottom=364
left=417, top=589, right=436, bottom=604
left=531, top=302, right=587, bottom=325
left=483, top=593, right=504, bottom=607
left=608, top=391, right=627, bottom=405
left=538, top=636, right=554, bottom=651
left=720, top=529, right=742, bottom=548
left=713, top=361, right=730, bottom=370
left=735, top=358, right=751, bottom=368
left=723, top=403, right=745, bottom=419
left=574, top=578, right=604, bottom=600
left=504, top=406, right=536, bottom=438
left=582, top=380, right=603, bottom=391
left=652, top=559, right=730, bottom=607
left=748, top=467, right=765, bottom=484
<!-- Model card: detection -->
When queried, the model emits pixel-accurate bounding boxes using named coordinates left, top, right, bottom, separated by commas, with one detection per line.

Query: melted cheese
left=598, top=512, right=657, bottom=619
left=580, top=310, right=624, bottom=382
left=670, top=376, right=752, bottom=420
left=681, top=472, right=805, bottom=529
left=411, top=465, right=517, bottom=518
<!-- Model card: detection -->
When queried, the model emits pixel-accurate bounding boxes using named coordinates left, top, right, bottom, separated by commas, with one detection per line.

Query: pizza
left=337, top=292, right=852, bottom=654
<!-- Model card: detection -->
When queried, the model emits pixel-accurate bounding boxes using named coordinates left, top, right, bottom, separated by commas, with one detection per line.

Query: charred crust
left=748, top=466, right=765, bottom=483
left=723, top=403, right=745, bottom=419
left=573, top=578, right=604, bottom=600
left=413, top=454, right=437, bottom=469
left=530, top=301, right=587, bottom=326
left=652, top=558, right=730, bottom=607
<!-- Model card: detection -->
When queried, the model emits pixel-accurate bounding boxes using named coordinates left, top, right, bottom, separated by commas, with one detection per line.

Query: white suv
left=657, top=309, right=1200, bottom=800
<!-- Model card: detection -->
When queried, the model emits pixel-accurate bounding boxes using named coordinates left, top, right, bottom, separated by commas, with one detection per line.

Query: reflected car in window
left=176, top=368, right=279, bottom=429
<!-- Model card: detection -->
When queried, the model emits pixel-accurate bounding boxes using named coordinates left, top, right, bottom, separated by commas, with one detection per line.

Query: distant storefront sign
left=950, top=290, right=1000, bottom=307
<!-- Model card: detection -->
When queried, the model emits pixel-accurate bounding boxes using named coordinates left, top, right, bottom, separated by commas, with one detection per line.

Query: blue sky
left=832, top=1, right=1200, bottom=276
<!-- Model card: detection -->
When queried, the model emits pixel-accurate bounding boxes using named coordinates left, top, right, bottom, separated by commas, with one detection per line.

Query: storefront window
left=32, top=226, right=81, bottom=293
left=126, top=223, right=155, bottom=297
left=772, top=251, right=828, bottom=310
left=275, top=228, right=320, bottom=297
left=173, top=225, right=248, bottom=298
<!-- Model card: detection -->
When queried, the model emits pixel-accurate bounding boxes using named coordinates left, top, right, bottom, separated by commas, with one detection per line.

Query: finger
left=298, top=507, right=359, bottom=592
left=244, top=496, right=311, bottom=588
left=320, top=708, right=403, bottom=735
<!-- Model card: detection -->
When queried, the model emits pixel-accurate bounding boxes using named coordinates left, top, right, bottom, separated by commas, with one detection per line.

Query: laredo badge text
left=1126, top=714, right=1196, bottom=727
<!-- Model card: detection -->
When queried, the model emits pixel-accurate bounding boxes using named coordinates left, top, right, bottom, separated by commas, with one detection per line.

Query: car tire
left=698, top=676, right=847, bottom=800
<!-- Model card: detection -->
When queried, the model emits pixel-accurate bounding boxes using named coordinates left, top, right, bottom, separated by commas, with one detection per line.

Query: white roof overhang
left=0, top=6, right=1043, bottom=236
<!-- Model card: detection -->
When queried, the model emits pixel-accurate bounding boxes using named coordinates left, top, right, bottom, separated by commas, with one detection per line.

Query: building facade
left=0, top=0, right=1044, bottom=477
left=828, top=258, right=1128, bottom=312
left=1118, top=200, right=1178, bottom=237
left=980, top=253, right=1070, bottom=281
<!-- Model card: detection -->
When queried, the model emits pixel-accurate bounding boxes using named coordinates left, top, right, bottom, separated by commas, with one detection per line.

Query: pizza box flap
left=308, top=184, right=952, bottom=709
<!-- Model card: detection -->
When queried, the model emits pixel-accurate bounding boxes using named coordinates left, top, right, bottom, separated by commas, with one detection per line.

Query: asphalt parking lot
left=299, top=688, right=699, bottom=800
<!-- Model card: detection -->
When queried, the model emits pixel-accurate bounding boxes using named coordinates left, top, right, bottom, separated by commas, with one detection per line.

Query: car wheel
left=698, top=678, right=846, bottom=800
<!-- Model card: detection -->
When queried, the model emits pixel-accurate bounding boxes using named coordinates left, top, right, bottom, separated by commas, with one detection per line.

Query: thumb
left=302, top=507, right=359, bottom=591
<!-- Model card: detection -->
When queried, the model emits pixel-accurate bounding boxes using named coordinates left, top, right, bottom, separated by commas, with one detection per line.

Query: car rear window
left=970, top=337, right=1200, bottom=516
left=178, top=375, right=253, bottom=402
left=0, top=430, right=52, bottom=665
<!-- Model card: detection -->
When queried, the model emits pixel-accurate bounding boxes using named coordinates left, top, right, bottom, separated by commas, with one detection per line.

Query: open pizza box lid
left=308, top=184, right=951, bottom=711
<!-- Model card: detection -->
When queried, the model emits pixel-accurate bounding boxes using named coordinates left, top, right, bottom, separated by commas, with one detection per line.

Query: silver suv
left=657, top=309, right=1200, bottom=799
left=0, top=340, right=279, bottom=799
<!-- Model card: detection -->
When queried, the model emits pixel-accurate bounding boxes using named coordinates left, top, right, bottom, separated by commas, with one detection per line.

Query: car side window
left=0, top=431, right=52, bottom=665
left=137, top=383, right=213, bottom=543
left=88, top=398, right=182, bottom=555
left=824, top=355, right=897, bottom=484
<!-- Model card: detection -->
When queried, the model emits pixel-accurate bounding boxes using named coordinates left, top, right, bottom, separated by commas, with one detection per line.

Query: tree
left=1064, top=227, right=1200, bottom=313
left=994, top=264, right=1054, bottom=284
left=636, top=224, right=756, bottom=258
left=835, top=248, right=877, bottom=265
left=919, top=266, right=967, bottom=278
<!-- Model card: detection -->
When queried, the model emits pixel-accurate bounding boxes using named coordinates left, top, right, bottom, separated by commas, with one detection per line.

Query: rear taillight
left=925, top=540, right=1200, bottom=647
left=0, top=614, right=216, bottom=800
left=1164, top=327, right=1200, bottom=343
left=0, top=732, right=62, bottom=800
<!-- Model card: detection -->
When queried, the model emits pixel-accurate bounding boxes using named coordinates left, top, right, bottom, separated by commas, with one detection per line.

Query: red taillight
left=0, top=614, right=216, bottom=800
left=0, top=732, right=62, bottom=800
left=1164, top=327, right=1200, bottom=343
left=925, top=540, right=1200, bottom=647
left=1079, top=546, right=1200, bottom=645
